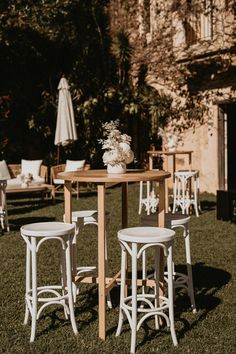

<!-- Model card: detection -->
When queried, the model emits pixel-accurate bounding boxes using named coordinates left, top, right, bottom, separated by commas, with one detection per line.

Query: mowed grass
left=0, top=183, right=235, bottom=354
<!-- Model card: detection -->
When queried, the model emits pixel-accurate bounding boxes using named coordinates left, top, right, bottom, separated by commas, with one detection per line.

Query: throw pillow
left=65, top=160, right=85, bottom=172
left=0, top=160, right=11, bottom=179
left=21, top=159, right=43, bottom=179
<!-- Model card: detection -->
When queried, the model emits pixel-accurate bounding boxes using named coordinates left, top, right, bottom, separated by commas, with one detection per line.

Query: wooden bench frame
left=50, top=163, right=91, bottom=198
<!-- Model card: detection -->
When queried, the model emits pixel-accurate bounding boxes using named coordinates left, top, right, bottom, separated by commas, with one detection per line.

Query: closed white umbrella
left=54, top=77, right=78, bottom=162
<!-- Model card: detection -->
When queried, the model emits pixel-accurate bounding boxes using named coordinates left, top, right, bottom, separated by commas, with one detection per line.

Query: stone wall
left=108, top=0, right=236, bottom=194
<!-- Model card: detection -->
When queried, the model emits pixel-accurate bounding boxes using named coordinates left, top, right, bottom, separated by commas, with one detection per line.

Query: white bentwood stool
left=20, top=222, right=78, bottom=342
left=116, top=226, right=178, bottom=354
left=64, top=210, right=112, bottom=308
left=141, top=213, right=196, bottom=313
left=172, top=170, right=200, bottom=217
left=0, top=179, right=10, bottom=232
left=138, top=181, right=159, bottom=215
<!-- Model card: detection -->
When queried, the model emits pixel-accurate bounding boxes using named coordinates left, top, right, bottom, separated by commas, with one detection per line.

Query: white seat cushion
left=65, top=160, right=85, bottom=172
left=21, top=159, right=43, bottom=179
left=0, top=160, right=11, bottom=180
left=7, top=178, right=21, bottom=187
left=31, top=177, right=45, bottom=184
left=53, top=178, right=65, bottom=185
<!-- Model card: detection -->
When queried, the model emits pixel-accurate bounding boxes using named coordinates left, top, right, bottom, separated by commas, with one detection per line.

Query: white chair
left=0, top=179, right=9, bottom=232
left=64, top=210, right=112, bottom=309
left=172, top=170, right=200, bottom=217
left=116, top=226, right=178, bottom=353
left=20, top=222, right=78, bottom=342
left=138, top=181, right=159, bottom=215
left=141, top=213, right=196, bottom=313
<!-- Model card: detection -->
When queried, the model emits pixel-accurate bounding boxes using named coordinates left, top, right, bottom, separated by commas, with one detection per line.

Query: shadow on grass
left=199, top=200, right=216, bottom=211
left=8, top=216, right=56, bottom=231
left=7, top=198, right=62, bottom=217
left=174, top=261, right=231, bottom=339
left=35, top=285, right=99, bottom=338
left=106, top=262, right=231, bottom=349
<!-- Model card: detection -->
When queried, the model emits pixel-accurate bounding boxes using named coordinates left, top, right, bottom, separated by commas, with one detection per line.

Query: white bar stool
left=116, top=226, right=177, bottom=354
left=172, top=170, right=200, bottom=217
left=20, top=222, right=78, bottom=342
left=138, top=181, right=159, bottom=215
left=141, top=213, right=196, bottom=313
left=64, top=210, right=112, bottom=308
left=0, top=179, right=10, bottom=232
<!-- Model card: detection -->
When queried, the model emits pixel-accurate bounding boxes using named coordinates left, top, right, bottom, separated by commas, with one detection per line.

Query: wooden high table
left=59, top=169, right=171, bottom=340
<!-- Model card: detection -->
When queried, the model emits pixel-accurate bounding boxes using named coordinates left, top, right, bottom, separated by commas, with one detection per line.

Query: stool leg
left=154, top=246, right=160, bottom=330
left=147, top=181, right=150, bottom=215
left=138, top=182, right=143, bottom=215
left=131, top=243, right=137, bottom=354
left=65, top=236, right=78, bottom=335
left=167, top=241, right=178, bottom=346
left=105, top=230, right=112, bottom=309
left=72, top=223, right=78, bottom=302
left=172, top=177, right=177, bottom=213
left=116, top=245, right=127, bottom=336
left=30, top=237, right=37, bottom=343
left=24, top=243, right=31, bottom=325
left=184, top=225, right=196, bottom=313
left=60, top=246, right=69, bottom=319
left=193, top=177, right=199, bottom=217
left=142, top=250, right=147, bottom=297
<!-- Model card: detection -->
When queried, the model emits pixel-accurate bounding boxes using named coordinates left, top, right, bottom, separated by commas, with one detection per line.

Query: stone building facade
left=109, top=0, right=236, bottom=194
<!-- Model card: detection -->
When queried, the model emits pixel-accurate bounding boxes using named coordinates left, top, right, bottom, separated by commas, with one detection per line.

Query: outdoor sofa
left=0, top=160, right=54, bottom=200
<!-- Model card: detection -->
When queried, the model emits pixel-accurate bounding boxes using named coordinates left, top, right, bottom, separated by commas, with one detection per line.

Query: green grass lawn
left=0, top=183, right=235, bottom=354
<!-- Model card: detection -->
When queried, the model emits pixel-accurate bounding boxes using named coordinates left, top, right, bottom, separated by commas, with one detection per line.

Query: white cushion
left=0, top=160, right=11, bottom=180
left=53, top=178, right=65, bottom=185
left=7, top=178, right=21, bottom=187
left=32, top=177, right=45, bottom=184
left=21, top=159, right=43, bottom=179
left=65, top=160, right=85, bottom=172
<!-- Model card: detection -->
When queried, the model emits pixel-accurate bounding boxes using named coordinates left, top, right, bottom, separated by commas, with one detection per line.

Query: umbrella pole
left=57, top=145, right=60, bottom=165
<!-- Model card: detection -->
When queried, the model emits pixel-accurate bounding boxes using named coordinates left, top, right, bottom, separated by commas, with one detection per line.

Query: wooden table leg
left=162, top=156, right=169, bottom=212
left=64, top=181, right=72, bottom=223
left=97, top=184, right=106, bottom=340
left=158, top=179, right=165, bottom=302
left=149, top=155, right=153, bottom=170
left=122, top=182, right=128, bottom=297
left=122, top=182, right=128, bottom=228
left=158, top=180, right=165, bottom=228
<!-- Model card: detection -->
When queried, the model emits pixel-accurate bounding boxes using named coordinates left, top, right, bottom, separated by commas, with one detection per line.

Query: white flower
left=99, top=120, right=134, bottom=166
left=119, top=142, right=131, bottom=153
left=124, top=149, right=134, bottom=164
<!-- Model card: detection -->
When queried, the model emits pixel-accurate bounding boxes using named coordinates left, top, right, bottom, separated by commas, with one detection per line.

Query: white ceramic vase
left=107, top=162, right=127, bottom=174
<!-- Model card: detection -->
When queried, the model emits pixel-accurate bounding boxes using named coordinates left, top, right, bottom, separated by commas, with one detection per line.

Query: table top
left=58, top=169, right=171, bottom=183
left=147, top=150, right=193, bottom=156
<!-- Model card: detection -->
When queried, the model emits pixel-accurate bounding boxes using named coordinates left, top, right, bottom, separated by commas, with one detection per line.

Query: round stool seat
left=21, top=221, right=74, bottom=237
left=118, top=226, right=175, bottom=244
left=71, top=210, right=97, bottom=224
left=141, top=213, right=190, bottom=228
